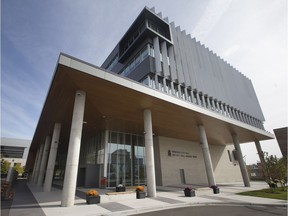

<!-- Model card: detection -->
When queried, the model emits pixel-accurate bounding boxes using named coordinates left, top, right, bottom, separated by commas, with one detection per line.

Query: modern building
left=1, top=137, right=31, bottom=167
left=273, top=127, right=287, bottom=157
left=27, top=7, right=274, bottom=207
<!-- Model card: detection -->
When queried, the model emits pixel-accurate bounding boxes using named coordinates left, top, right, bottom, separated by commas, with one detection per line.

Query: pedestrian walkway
left=4, top=181, right=287, bottom=216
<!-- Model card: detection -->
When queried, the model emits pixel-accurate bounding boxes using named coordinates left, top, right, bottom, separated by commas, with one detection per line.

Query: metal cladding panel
left=185, top=34, right=195, bottom=90
left=167, top=23, right=265, bottom=121
left=168, top=46, right=177, bottom=81
left=194, top=41, right=205, bottom=92
left=179, top=29, right=191, bottom=87
left=153, top=36, right=162, bottom=74
left=170, top=22, right=184, bottom=83
left=189, top=38, right=200, bottom=89
left=161, top=41, right=169, bottom=77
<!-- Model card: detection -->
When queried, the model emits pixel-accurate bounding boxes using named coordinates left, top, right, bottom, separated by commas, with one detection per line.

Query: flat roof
left=28, top=53, right=274, bottom=167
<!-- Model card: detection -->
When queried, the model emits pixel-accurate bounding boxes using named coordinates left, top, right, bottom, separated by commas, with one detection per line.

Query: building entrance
left=107, top=131, right=146, bottom=187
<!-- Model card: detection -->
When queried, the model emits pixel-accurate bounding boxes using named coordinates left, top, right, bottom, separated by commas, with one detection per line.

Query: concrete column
left=255, top=140, right=268, bottom=180
left=31, top=149, right=40, bottom=182
left=232, top=133, right=250, bottom=187
left=144, top=109, right=156, bottom=197
left=33, top=144, right=44, bottom=184
left=43, top=123, right=61, bottom=192
left=61, top=90, right=86, bottom=207
left=153, top=36, right=162, bottom=73
left=199, top=125, right=216, bottom=186
left=103, top=130, right=109, bottom=178
left=37, top=136, right=51, bottom=186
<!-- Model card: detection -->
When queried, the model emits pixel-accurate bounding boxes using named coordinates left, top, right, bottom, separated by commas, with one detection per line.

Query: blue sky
left=1, top=0, right=287, bottom=164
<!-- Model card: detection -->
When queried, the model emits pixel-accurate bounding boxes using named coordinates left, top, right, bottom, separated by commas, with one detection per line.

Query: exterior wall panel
left=170, top=22, right=184, bottom=83
left=157, top=136, right=242, bottom=186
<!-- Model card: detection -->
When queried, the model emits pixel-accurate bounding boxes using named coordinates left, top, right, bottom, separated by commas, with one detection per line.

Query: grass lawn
left=238, top=188, right=287, bottom=200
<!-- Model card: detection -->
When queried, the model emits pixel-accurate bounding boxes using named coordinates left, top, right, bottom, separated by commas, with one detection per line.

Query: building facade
left=273, top=127, right=287, bottom=157
left=1, top=137, right=31, bottom=167
left=27, top=7, right=274, bottom=207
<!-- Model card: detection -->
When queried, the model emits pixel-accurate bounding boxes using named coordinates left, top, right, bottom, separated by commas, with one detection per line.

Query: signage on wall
left=168, top=150, right=197, bottom=158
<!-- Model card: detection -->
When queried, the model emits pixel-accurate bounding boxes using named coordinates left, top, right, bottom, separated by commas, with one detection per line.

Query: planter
left=136, top=191, right=146, bottom=199
left=184, top=189, right=196, bottom=197
left=86, top=195, right=100, bottom=204
left=116, top=186, right=126, bottom=192
left=212, top=188, right=220, bottom=194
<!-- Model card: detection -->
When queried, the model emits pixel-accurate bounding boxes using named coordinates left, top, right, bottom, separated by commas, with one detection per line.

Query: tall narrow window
left=174, top=83, right=179, bottom=97
left=199, top=94, right=204, bottom=107
left=187, top=90, right=192, bottom=102
left=180, top=86, right=186, bottom=100
left=158, top=76, right=164, bottom=92
left=193, top=91, right=198, bottom=105
left=166, top=80, right=172, bottom=95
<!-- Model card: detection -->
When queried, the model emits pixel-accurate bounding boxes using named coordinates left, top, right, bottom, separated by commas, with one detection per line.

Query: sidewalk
left=6, top=181, right=287, bottom=216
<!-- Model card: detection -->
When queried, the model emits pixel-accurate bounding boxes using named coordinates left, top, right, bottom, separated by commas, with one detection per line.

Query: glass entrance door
left=107, top=131, right=146, bottom=187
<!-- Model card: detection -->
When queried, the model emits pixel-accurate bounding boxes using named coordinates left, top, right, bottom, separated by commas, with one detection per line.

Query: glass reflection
left=107, top=131, right=146, bottom=187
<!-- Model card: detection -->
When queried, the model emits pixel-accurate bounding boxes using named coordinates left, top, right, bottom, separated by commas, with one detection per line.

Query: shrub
left=86, top=189, right=99, bottom=196
left=136, top=186, right=145, bottom=192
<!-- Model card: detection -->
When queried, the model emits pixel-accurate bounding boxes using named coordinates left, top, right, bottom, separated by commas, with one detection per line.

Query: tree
left=264, top=153, right=287, bottom=191
left=1, top=159, right=11, bottom=174
left=13, top=163, right=24, bottom=175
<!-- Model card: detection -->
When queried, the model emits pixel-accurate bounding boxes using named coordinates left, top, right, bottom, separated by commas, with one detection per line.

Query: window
left=0, top=146, right=25, bottom=159
left=141, top=76, right=149, bottom=86
left=158, top=76, right=164, bottom=92
left=120, top=45, right=151, bottom=77
left=204, top=96, right=209, bottom=108
left=173, top=83, right=179, bottom=97
left=210, top=99, right=214, bottom=110
left=107, top=131, right=145, bottom=187
left=180, top=86, right=186, bottom=100
left=193, top=91, right=198, bottom=105
left=227, top=150, right=232, bottom=162
left=106, top=55, right=118, bottom=71
left=147, top=19, right=166, bottom=38
left=187, top=90, right=192, bottom=102
left=199, top=94, right=204, bottom=107
left=166, top=80, right=172, bottom=94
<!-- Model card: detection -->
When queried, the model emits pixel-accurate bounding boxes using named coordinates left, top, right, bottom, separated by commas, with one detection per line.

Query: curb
left=98, top=202, right=287, bottom=216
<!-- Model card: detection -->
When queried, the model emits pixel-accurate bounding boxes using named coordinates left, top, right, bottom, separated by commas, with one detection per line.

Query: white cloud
left=191, top=0, right=233, bottom=41
left=223, top=44, right=240, bottom=57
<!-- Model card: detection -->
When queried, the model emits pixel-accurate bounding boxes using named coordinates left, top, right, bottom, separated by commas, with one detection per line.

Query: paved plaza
left=2, top=180, right=287, bottom=216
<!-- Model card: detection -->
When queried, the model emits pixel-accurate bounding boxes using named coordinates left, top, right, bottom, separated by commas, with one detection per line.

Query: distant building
left=1, top=138, right=31, bottom=167
left=27, top=7, right=274, bottom=207
left=246, top=163, right=265, bottom=181
left=273, top=127, right=287, bottom=157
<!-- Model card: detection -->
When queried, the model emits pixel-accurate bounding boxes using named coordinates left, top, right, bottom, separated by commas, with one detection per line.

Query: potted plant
left=136, top=186, right=146, bottom=199
left=210, top=185, right=220, bottom=194
left=184, top=187, right=196, bottom=197
left=86, top=189, right=100, bottom=204
left=116, top=184, right=126, bottom=192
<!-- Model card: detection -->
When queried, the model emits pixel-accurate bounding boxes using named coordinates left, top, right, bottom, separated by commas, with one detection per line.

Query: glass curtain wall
left=107, top=131, right=146, bottom=187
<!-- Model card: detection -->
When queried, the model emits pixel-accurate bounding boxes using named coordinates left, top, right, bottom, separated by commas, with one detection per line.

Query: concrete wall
left=209, top=144, right=242, bottom=183
left=155, top=136, right=242, bottom=186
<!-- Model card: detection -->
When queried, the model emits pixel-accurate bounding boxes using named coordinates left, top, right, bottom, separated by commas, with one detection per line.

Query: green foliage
left=238, top=187, right=287, bottom=200
left=263, top=153, right=287, bottom=190
left=13, top=163, right=24, bottom=174
left=1, top=160, right=11, bottom=174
